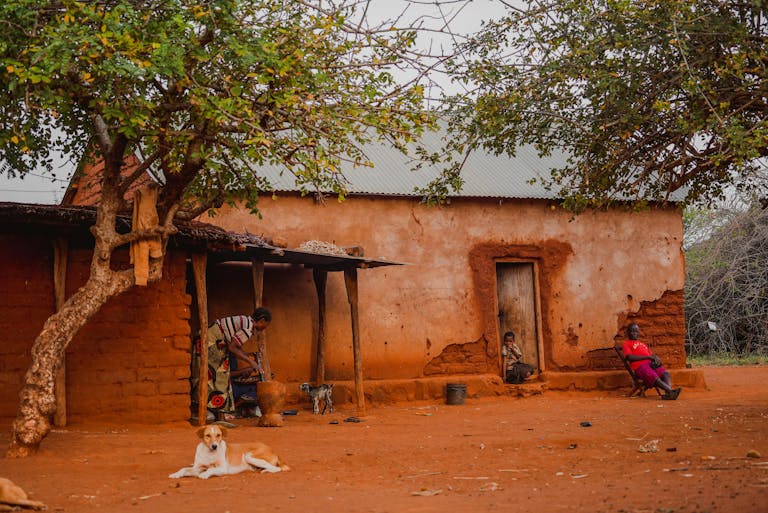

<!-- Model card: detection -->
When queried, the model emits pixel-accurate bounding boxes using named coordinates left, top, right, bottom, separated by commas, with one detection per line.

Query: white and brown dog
left=169, top=424, right=289, bottom=479
left=300, top=382, right=334, bottom=415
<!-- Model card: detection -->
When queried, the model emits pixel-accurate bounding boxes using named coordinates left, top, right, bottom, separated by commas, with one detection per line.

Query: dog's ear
left=218, top=425, right=228, bottom=438
left=195, top=426, right=207, bottom=439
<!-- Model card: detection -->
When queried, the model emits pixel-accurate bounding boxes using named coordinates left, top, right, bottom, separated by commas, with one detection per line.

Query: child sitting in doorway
left=502, top=331, right=535, bottom=384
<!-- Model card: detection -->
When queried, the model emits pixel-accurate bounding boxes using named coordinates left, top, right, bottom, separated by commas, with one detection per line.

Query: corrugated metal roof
left=259, top=127, right=570, bottom=200
left=258, top=126, right=689, bottom=202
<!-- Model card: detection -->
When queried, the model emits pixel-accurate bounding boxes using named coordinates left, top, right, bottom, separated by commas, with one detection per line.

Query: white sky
left=0, top=0, right=504, bottom=205
left=0, top=148, right=75, bottom=204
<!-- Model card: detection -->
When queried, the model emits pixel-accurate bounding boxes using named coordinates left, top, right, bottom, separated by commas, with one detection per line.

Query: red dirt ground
left=2, top=365, right=767, bottom=513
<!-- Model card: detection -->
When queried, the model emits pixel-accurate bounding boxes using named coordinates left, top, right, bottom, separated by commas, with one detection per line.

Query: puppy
left=169, top=424, right=289, bottom=479
left=300, top=382, right=334, bottom=415
left=0, top=477, right=46, bottom=510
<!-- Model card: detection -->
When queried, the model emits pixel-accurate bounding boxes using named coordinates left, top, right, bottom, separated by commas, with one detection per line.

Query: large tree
left=0, top=0, right=433, bottom=456
left=432, top=0, right=768, bottom=210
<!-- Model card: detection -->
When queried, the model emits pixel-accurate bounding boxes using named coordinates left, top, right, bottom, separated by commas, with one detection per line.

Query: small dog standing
left=169, top=424, right=289, bottom=479
left=300, top=383, right=334, bottom=415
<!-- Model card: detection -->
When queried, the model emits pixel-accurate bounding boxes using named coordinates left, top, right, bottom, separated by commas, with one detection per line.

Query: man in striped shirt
left=191, top=307, right=272, bottom=419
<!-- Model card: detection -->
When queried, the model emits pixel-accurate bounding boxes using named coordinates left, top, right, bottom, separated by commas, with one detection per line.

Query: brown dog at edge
left=0, top=477, right=46, bottom=511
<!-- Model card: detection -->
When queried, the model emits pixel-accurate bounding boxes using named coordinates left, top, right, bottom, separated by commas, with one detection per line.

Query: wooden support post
left=344, top=267, right=365, bottom=416
left=52, top=237, right=68, bottom=427
left=191, top=253, right=209, bottom=426
left=251, top=257, right=264, bottom=308
left=250, top=258, right=271, bottom=379
left=313, top=268, right=328, bottom=384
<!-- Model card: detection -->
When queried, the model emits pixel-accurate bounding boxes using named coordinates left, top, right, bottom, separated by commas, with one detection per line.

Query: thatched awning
left=209, top=245, right=403, bottom=271
left=0, top=202, right=268, bottom=252
left=0, top=202, right=405, bottom=270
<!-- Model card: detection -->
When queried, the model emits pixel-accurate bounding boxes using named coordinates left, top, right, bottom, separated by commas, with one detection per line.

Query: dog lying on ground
left=168, top=424, right=289, bottom=479
left=300, top=382, right=334, bottom=415
left=0, top=477, right=46, bottom=511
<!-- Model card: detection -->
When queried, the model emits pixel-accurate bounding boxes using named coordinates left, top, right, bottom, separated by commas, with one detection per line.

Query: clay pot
left=256, top=380, right=285, bottom=427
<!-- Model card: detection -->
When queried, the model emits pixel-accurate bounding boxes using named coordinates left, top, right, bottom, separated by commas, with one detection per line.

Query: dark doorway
left=496, top=262, right=541, bottom=373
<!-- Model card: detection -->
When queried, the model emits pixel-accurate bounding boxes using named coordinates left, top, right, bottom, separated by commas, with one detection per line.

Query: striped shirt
left=502, top=343, right=523, bottom=370
left=215, top=315, right=254, bottom=348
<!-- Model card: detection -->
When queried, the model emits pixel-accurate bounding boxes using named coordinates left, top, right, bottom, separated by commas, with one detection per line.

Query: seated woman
left=189, top=308, right=271, bottom=421
left=502, top=331, right=535, bottom=384
left=622, top=322, right=681, bottom=400
left=229, top=352, right=262, bottom=417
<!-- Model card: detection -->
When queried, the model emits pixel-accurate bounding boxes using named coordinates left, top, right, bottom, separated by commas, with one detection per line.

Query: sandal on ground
left=662, top=388, right=682, bottom=400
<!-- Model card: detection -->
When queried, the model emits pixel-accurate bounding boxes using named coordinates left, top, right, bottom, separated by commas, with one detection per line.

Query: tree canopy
left=1, top=0, right=432, bottom=215
left=435, top=0, right=768, bottom=211
left=0, top=0, right=435, bottom=457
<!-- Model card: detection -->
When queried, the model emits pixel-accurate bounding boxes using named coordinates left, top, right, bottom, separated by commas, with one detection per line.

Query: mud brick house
left=0, top=202, right=273, bottom=421
left=194, top=131, right=705, bottom=396
left=0, top=201, right=402, bottom=422
left=1, top=130, right=704, bottom=425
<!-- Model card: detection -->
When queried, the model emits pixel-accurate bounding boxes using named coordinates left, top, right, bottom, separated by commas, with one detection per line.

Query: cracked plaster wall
left=210, top=195, right=686, bottom=380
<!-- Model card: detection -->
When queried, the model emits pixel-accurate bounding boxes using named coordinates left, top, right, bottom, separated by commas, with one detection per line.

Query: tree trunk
left=5, top=269, right=135, bottom=458
left=6, top=136, right=178, bottom=457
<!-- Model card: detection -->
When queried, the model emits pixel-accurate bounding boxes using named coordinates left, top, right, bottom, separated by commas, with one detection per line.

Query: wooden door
left=496, top=262, right=540, bottom=372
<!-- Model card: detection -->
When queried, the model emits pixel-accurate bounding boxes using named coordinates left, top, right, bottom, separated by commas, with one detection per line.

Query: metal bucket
left=445, top=383, right=467, bottom=405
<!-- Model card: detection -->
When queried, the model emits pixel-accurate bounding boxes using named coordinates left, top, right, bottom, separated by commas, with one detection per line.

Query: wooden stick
left=192, top=253, right=208, bottom=426
left=344, top=267, right=365, bottom=416
left=52, top=237, right=68, bottom=427
left=251, top=257, right=264, bottom=308
left=313, top=268, right=328, bottom=384
left=250, top=258, right=271, bottom=379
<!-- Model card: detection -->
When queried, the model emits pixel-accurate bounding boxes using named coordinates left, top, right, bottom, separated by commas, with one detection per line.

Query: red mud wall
left=586, top=290, right=687, bottom=370
left=625, top=290, right=687, bottom=367
left=209, top=195, right=687, bottom=381
left=64, top=154, right=150, bottom=207
left=0, top=234, right=191, bottom=421
left=422, top=336, right=495, bottom=375
left=0, top=233, right=55, bottom=417
left=65, top=249, right=191, bottom=421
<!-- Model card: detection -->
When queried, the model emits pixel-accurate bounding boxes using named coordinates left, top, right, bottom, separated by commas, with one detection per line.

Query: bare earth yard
left=2, top=365, right=767, bottom=513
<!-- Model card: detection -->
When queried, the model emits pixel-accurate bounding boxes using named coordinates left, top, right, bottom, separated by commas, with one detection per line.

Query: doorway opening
left=496, top=261, right=542, bottom=375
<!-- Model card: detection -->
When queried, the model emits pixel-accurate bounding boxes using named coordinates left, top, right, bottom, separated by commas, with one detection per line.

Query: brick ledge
left=284, top=368, right=707, bottom=408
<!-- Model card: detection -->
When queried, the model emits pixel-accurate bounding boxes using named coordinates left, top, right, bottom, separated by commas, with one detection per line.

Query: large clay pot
left=256, top=380, right=285, bottom=427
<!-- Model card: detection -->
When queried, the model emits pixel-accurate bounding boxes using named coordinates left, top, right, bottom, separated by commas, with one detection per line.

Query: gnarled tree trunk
left=7, top=116, right=187, bottom=457
left=6, top=175, right=172, bottom=457
left=6, top=266, right=136, bottom=457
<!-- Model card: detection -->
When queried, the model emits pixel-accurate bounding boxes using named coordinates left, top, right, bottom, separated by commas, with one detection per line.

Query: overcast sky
left=0, top=148, right=75, bottom=204
left=0, top=0, right=504, bottom=205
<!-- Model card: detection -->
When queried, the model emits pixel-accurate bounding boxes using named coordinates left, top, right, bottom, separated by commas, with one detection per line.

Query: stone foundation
left=284, top=368, right=708, bottom=409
